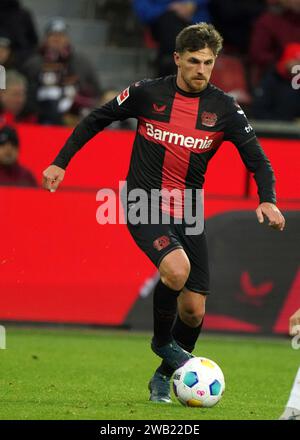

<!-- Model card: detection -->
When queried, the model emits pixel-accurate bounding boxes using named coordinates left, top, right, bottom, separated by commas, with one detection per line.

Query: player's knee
left=161, top=264, right=190, bottom=291
left=181, top=309, right=205, bottom=328
left=159, top=250, right=191, bottom=291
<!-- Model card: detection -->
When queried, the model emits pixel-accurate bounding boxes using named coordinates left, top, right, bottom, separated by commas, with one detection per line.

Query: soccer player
left=42, top=23, right=285, bottom=403
left=280, top=308, right=300, bottom=420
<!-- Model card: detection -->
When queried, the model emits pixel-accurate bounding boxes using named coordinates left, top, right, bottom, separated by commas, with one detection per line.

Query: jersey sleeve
left=52, top=83, right=141, bottom=169
left=223, top=99, right=256, bottom=147
left=224, top=98, right=276, bottom=204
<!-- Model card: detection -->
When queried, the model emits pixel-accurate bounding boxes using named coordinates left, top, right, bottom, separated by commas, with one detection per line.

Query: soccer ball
left=172, top=357, right=225, bottom=407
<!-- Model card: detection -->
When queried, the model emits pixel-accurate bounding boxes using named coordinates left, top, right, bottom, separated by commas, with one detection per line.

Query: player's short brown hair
left=175, top=23, right=223, bottom=56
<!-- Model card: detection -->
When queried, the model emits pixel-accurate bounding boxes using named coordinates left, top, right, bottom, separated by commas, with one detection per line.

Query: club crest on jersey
left=201, top=112, right=218, bottom=127
left=117, top=87, right=130, bottom=105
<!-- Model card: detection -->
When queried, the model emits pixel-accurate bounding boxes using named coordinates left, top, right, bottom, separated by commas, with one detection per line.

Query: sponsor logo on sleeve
left=235, top=103, right=246, bottom=117
left=245, top=124, right=253, bottom=134
left=117, top=87, right=130, bottom=105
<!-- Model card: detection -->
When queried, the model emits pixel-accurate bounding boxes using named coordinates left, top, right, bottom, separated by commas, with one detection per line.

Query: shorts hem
left=184, top=287, right=210, bottom=295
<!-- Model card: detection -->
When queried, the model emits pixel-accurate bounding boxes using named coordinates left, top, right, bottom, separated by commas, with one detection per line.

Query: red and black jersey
left=53, top=75, right=276, bottom=204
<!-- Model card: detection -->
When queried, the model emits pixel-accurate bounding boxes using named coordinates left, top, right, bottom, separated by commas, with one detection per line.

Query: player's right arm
left=223, top=98, right=285, bottom=231
left=289, top=308, right=300, bottom=336
left=42, top=83, right=142, bottom=191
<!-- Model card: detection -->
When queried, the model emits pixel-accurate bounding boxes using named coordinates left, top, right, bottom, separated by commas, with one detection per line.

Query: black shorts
left=126, top=215, right=210, bottom=295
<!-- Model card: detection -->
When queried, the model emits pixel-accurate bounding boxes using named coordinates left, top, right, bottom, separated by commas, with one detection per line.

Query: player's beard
left=184, top=75, right=208, bottom=93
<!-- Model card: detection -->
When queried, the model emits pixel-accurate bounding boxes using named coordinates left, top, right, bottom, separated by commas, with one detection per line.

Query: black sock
left=156, top=315, right=204, bottom=377
left=173, top=313, right=204, bottom=352
left=153, top=280, right=181, bottom=347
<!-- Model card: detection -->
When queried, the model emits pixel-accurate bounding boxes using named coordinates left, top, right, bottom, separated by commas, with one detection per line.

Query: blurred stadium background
left=0, top=0, right=299, bottom=334
left=0, top=0, right=300, bottom=419
left=0, top=0, right=300, bottom=420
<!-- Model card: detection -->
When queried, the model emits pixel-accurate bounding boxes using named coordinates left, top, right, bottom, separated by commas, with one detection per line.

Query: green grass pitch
left=0, top=327, right=298, bottom=420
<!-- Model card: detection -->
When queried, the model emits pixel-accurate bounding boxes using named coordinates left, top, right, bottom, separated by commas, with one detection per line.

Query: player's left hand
left=256, top=202, right=285, bottom=231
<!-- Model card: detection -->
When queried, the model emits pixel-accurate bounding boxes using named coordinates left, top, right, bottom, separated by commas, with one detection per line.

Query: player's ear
left=174, top=51, right=181, bottom=67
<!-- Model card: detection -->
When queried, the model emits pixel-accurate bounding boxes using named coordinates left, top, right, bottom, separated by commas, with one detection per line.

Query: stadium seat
left=210, top=55, right=252, bottom=105
left=22, top=0, right=89, bottom=19
left=143, top=27, right=158, bottom=50
left=34, top=16, right=109, bottom=46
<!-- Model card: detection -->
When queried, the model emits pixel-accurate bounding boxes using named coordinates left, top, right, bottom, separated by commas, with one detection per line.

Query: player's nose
left=196, top=63, right=205, bottom=75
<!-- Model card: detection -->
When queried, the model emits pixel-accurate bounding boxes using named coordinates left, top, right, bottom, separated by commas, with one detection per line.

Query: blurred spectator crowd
left=0, top=2, right=103, bottom=128
left=133, top=0, right=300, bottom=121
left=0, top=0, right=299, bottom=187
